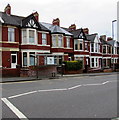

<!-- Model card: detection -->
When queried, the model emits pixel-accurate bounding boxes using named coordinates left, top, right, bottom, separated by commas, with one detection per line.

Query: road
left=1, top=74, right=118, bottom=119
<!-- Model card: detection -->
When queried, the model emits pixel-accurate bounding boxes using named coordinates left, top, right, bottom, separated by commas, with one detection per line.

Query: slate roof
left=107, top=40, right=119, bottom=47
left=0, top=12, right=24, bottom=26
left=0, top=12, right=49, bottom=32
left=40, top=22, right=73, bottom=36
left=100, top=39, right=112, bottom=46
left=86, top=34, right=97, bottom=42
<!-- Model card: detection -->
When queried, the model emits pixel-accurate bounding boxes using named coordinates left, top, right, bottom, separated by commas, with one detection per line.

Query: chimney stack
left=52, top=18, right=60, bottom=26
left=100, top=35, right=106, bottom=41
left=83, top=28, right=89, bottom=34
left=4, top=4, right=11, bottom=15
left=33, top=11, right=39, bottom=21
left=69, top=24, right=76, bottom=30
left=107, top=37, right=113, bottom=41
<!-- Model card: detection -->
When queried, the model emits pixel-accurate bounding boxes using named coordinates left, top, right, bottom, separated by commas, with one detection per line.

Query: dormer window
left=8, top=28, right=15, bottom=42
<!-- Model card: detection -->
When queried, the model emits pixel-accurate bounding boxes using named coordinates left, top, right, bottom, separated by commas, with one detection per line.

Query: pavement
left=0, top=72, right=118, bottom=83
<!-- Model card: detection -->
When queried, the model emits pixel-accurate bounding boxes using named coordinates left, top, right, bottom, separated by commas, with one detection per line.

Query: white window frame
left=42, top=33, right=47, bottom=45
left=66, top=37, right=70, bottom=48
left=22, top=29, right=37, bottom=45
left=52, top=34, right=63, bottom=48
left=8, top=28, right=15, bottom=42
left=90, top=57, right=99, bottom=68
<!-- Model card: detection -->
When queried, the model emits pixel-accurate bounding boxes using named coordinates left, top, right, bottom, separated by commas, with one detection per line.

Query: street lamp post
left=112, top=20, right=117, bottom=71
left=112, top=20, right=117, bottom=40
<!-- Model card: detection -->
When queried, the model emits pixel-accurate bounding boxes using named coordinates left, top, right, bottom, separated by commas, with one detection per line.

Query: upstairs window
left=79, top=41, right=83, bottom=50
left=29, top=30, right=35, bottom=44
left=42, top=33, right=47, bottom=45
left=52, top=35, right=63, bottom=48
left=8, top=28, right=15, bottom=42
left=22, top=30, right=27, bottom=44
left=52, top=35, right=57, bottom=47
left=74, top=40, right=78, bottom=50
left=103, top=46, right=106, bottom=54
left=66, top=37, right=70, bottom=48
left=58, top=35, right=63, bottom=47
left=95, top=43, right=98, bottom=52
left=91, top=43, right=94, bottom=52
left=85, top=42, right=88, bottom=51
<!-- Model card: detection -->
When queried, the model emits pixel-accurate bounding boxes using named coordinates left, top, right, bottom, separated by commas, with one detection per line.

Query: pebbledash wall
left=0, top=4, right=119, bottom=77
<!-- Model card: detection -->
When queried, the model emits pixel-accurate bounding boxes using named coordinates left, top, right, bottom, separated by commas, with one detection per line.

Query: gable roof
left=70, top=28, right=87, bottom=40
left=40, top=22, right=73, bottom=36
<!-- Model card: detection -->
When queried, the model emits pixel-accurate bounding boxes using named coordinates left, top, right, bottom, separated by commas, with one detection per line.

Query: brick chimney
left=83, top=28, right=89, bottom=34
left=107, top=37, right=113, bottom=41
left=69, top=24, right=76, bottom=30
left=52, top=18, right=60, bottom=26
left=100, top=35, right=106, bottom=41
left=33, top=11, right=39, bottom=21
left=4, top=4, right=11, bottom=15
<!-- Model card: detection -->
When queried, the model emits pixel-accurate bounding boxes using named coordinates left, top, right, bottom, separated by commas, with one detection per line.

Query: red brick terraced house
left=0, top=4, right=51, bottom=77
left=86, top=33, right=102, bottom=70
left=41, top=18, right=74, bottom=65
left=100, top=36, right=119, bottom=69
left=0, top=4, right=119, bottom=77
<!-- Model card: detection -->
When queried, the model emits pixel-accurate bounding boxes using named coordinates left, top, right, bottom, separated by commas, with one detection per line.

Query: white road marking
left=7, top=80, right=117, bottom=99
left=82, top=83, right=103, bottom=86
left=102, top=81, right=109, bottom=85
left=1, top=98, right=28, bottom=119
left=38, top=88, right=67, bottom=92
left=68, top=85, right=82, bottom=90
left=8, top=91, right=37, bottom=99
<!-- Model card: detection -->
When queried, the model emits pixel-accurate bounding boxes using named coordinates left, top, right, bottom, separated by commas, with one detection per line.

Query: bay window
left=91, top=58, right=99, bottom=68
left=29, top=52, right=35, bottom=66
left=74, top=40, right=78, bottom=50
left=52, top=34, right=63, bottom=48
left=29, top=30, right=35, bottom=44
left=58, top=35, right=63, bottom=47
left=79, top=41, right=83, bottom=50
left=52, top=35, right=57, bottom=47
left=22, top=29, right=37, bottom=44
left=91, top=43, right=94, bottom=52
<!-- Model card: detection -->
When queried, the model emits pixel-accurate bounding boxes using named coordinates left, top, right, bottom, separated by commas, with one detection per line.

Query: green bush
left=63, top=60, right=83, bottom=71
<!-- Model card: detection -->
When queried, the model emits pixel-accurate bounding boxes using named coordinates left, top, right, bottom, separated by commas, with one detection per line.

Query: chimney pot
left=52, top=18, right=60, bottom=26
left=33, top=11, right=39, bottom=21
left=69, top=24, right=76, bottom=30
left=4, top=4, right=11, bottom=15
left=83, top=28, right=89, bottom=34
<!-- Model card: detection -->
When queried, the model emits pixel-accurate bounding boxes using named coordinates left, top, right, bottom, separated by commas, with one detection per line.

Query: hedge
left=63, top=60, right=83, bottom=71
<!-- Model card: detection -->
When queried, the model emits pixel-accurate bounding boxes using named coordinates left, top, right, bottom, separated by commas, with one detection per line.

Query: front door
left=11, top=54, right=17, bottom=68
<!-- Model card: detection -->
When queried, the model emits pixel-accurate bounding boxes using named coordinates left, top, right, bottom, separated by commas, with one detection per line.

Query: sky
left=0, top=0, right=118, bottom=39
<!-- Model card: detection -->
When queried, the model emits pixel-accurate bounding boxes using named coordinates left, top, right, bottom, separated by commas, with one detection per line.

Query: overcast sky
left=1, top=0, right=118, bottom=39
